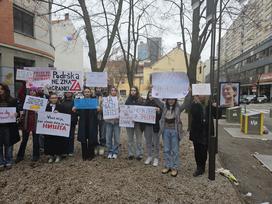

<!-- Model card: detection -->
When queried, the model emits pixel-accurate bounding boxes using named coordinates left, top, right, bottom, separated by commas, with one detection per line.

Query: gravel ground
left=0, top=114, right=242, bottom=204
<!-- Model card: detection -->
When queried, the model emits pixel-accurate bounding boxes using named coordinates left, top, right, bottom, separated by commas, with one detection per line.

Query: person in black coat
left=73, top=87, right=99, bottom=161
left=44, top=93, right=69, bottom=163
left=190, top=95, right=218, bottom=177
left=59, top=92, right=78, bottom=156
left=0, top=83, right=20, bottom=170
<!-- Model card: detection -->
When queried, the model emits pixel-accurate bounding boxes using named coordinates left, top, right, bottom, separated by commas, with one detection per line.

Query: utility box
left=226, top=106, right=241, bottom=123
left=241, top=112, right=264, bottom=135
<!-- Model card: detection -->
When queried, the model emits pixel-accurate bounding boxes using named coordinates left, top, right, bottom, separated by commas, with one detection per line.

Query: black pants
left=17, top=131, right=40, bottom=160
left=193, top=141, right=208, bottom=172
left=81, top=140, right=95, bottom=160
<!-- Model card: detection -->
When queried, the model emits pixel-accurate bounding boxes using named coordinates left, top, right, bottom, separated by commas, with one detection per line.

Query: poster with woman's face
left=220, top=82, right=240, bottom=107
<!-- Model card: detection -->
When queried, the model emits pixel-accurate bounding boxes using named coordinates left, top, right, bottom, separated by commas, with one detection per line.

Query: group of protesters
left=0, top=82, right=216, bottom=178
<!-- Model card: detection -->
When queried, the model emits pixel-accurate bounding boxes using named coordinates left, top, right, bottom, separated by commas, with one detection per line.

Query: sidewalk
left=0, top=113, right=242, bottom=203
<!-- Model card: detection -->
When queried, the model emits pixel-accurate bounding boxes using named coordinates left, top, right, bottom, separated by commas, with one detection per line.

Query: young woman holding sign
left=73, top=87, right=99, bottom=161
left=0, top=83, right=20, bottom=170
left=44, top=93, right=69, bottom=163
left=125, top=86, right=144, bottom=160
left=16, top=87, right=41, bottom=163
left=103, top=87, right=120, bottom=159
left=153, top=93, right=191, bottom=177
left=143, top=91, right=162, bottom=167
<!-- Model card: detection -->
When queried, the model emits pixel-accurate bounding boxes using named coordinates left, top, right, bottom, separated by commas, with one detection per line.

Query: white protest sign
left=16, top=69, right=34, bottom=81
left=0, top=107, right=16, bottom=123
left=103, top=96, right=119, bottom=120
left=23, top=95, right=48, bottom=112
left=85, top=72, right=108, bottom=87
left=50, top=70, right=83, bottom=92
left=24, top=67, right=52, bottom=88
left=133, top=105, right=156, bottom=124
left=36, top=112, right=71, bottom=137
left=192, top=83, right=211, bottom=96
left=119, top=105, right=134, bottom=128
left=152, top=72, right=189, bottom=99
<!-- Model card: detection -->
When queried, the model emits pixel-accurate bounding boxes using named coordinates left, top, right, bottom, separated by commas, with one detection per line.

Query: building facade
left=0, top=0, right=54, bottom=96
left=147, top=37, right=162, bottom=64
left=52, top=13, right=84, bottom=71
left=219, top=0, right=272, bottom=98
left=138, top=41, right=149, bottom=61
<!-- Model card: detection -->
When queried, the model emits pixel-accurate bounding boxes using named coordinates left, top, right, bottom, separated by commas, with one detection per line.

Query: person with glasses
left=125, top=86, right=144, bottom=160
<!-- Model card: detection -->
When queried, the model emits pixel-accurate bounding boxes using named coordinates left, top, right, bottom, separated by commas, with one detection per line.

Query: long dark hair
left=166, top=99, right=177, bottom=113
left=129, top=86, right=140, bottom=98
left=0, top=83, right=12, bottom=102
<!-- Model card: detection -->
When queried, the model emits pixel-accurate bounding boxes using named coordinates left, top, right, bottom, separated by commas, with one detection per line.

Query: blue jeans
left=126, top=124, right=143, bottom=157
left=106, top=122, right=120, bottom=155
left=0, top=127, right=12, bottom=166
left=162, top=128, right=180, bottom=169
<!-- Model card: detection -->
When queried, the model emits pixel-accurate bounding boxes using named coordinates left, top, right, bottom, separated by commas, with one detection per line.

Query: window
left=119, top=90, right=126, bottom=96
left=13, top=5, right=34, bottom=37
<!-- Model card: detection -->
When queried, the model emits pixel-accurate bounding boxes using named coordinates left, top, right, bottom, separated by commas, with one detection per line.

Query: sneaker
left=161, top=168, right=171, bottom=174
left=48, top=157, right=54, bottom=163
left=68, top=153, right=74, bottom=157
left=5, top=163, right=12, bottom=170
left=171, top=169, right=178, bottom=177
left=99, top=147, right=105, bottom=156
left=55, top=156, right=61, bottom=163
left=94, top=147, right=98, bottom=155
left=152, top=158, right=159, bottom=167
left=144, top=157, right=153, bottom=165
left=112, top=154, right=118, bottom=159
left=136, top=156, right=143, bottom=161
left=107, top=154, right=112, bottom=159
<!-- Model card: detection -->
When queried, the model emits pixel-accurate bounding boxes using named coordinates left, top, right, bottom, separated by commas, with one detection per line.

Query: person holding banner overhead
left=44, top=93, right=69, bottom=163
left=125, top=86, right=144, bottom=160
left=143, top=91, right=162, bottom=167
left=16, top=87, right=41, bottom=163
left=0, top=83, right=20, bottom=170
left=153, top=92, right=191, bottom=177
left=73, top=87, right=99, bottom=161
left=103, top=87, right=120, bottom=159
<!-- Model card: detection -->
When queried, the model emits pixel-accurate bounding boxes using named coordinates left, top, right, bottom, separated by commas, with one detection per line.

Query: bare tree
left=117, top=0, right=161, bottom=88
left=38, top=0, right=124, bottom=72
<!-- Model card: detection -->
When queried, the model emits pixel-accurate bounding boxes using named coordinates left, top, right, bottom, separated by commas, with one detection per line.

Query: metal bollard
left=270, top=109, right=272, bottom=118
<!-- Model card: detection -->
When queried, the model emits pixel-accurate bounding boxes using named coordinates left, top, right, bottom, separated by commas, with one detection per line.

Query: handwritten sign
left=36, top=112, right=71, bottom=137
left=85, top=72, right=108, bottom=87
left=24, top=67, right=52, bottom=88
left=192, top=83, right=211, bottom=96
left=23, top=95, right=48, bottom=112
left=152, top=72, right=189, bottom=99
left=50, top=70, right=83, bottom=92
left=119, top=105, right=134, bottom=128
left=103, top=96, right=119, bottom=119
left=16, top=69, right=34, bottom=81
left=133, top=105, right=156, bottom=124
left=74, top=98, right=98, bottom=109
left=0, top=107, right=16, bottom=123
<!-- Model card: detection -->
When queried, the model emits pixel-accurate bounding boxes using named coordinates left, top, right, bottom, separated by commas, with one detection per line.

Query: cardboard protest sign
left=16, top=69, right=34, bottom=81
left=0, top=107, right=16, bottom=123
left=119, top=105, right=134, bottom=128
left=74, top=98, right=98, bottom=109
left=36, top=112, right=71, bottom=137
left=50, top=70, right=83, bottom=92
left=103, top=96, right=119, bottom=120
left=85, top=72, right=108, bottom=87
left=152, top=72, right=189, bottom=99
left=23, top=95, right=48, bottom=112
left=24, top=67, right=52, bottom=88
left=192, top=83, right=211, bottom=96
left=133, top=105, right=156, bottom=124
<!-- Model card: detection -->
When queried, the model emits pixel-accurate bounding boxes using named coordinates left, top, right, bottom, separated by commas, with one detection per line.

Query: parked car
left=256, top=95, right=268, bottom=103
left=240, top=95, right=256, bottom=104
